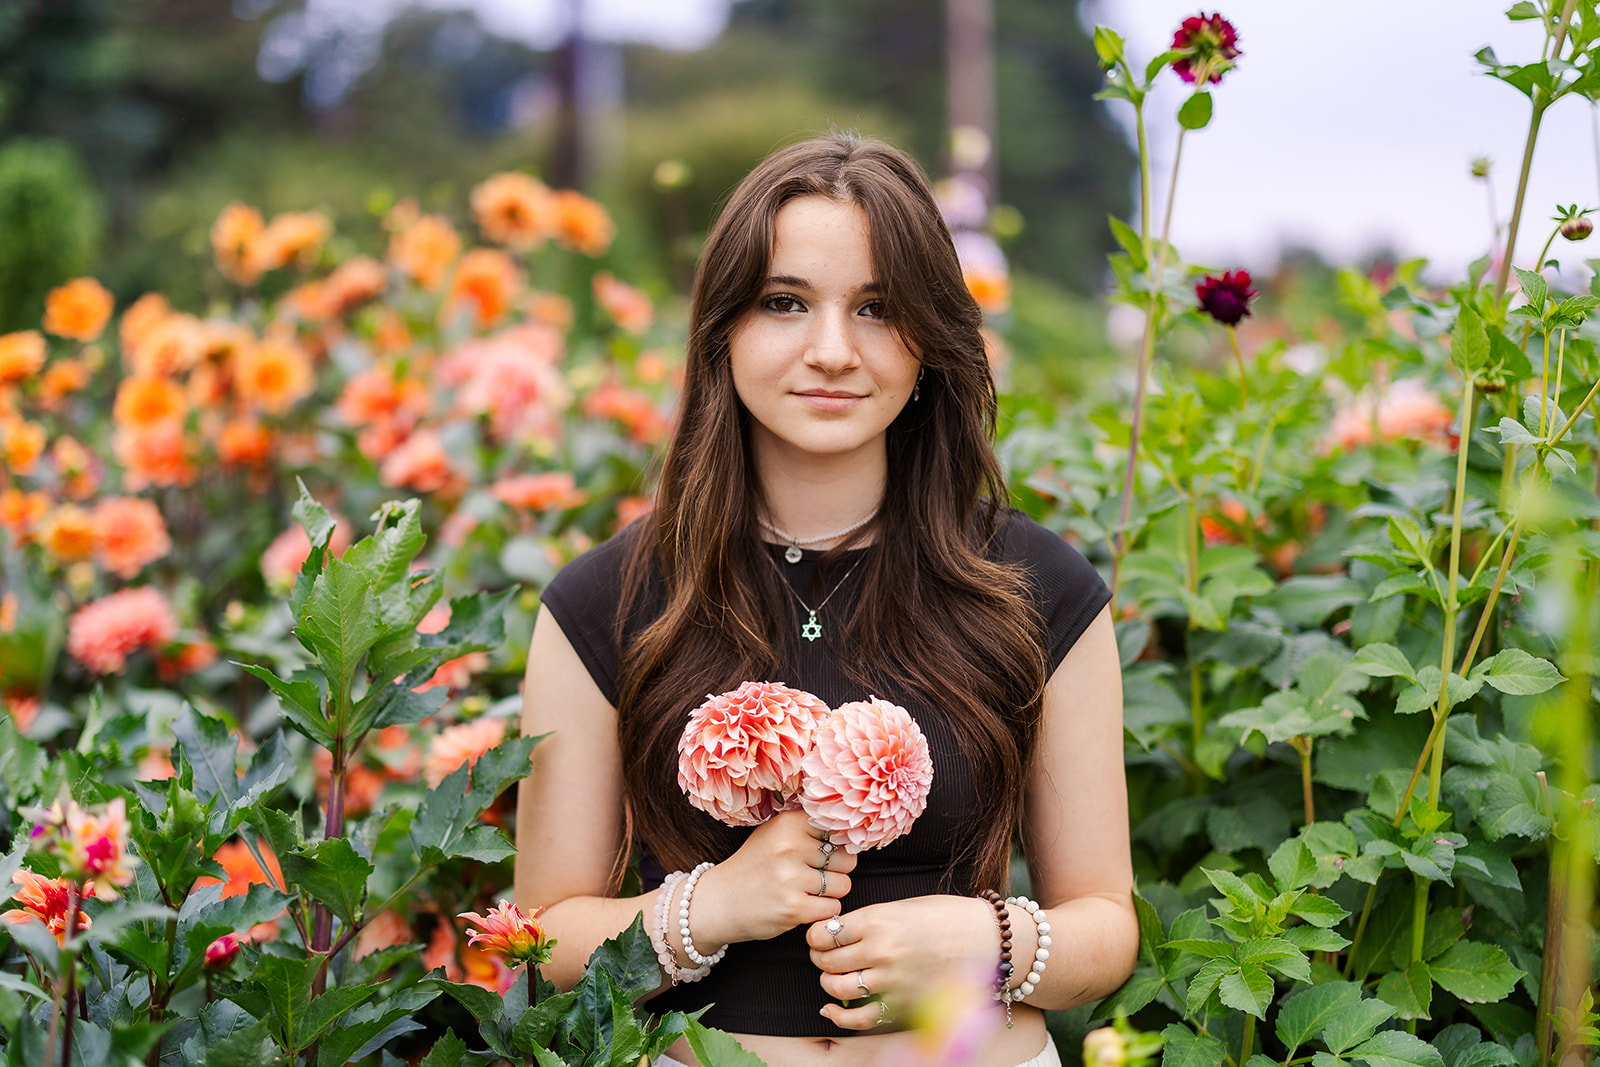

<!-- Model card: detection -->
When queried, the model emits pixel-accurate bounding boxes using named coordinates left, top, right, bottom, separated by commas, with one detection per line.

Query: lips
left=794, top=389, right=864, bottom=399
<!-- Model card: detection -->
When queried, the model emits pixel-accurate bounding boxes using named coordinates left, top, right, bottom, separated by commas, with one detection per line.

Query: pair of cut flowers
left=677, top=681, right=934, bottom=853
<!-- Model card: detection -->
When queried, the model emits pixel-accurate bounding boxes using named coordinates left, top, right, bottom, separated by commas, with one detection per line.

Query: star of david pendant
left=785, top=545, right=803, bottom=564
left=801, top=611, right=822, bottom=642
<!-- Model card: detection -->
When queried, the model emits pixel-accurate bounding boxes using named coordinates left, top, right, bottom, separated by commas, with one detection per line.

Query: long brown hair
left=616, top=134, right=1045, bottom=890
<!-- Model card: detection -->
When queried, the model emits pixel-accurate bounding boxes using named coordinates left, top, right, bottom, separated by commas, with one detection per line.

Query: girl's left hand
left=804, top=894, right=1003, bottom=1031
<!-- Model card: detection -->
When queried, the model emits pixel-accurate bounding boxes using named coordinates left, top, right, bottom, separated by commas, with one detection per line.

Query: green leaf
left=1269, top=838, right=1319, bottom=893
left=1452, top=303, right=1490, bottom=373
left=425, top=974, right=504, bottom=1023
left=1352, top=644, right=1418, bottom=683
left=1186, top=957, right=1232, bottom=1017
left=1261, top=576, right=1364, bottom=626
left=583, top=913, right=661, bottom=1000
left=417, top=1029, right=467, bottom=1067
left=412, top=733, right=540, bottom=866
left=1289, top=893, right=1349, bottom=928
left=1431, top=1024, right=1517, bottom=1067
left=1480, top=648, right=1565, bottom=695
left=684, top=1018, right=767, bottom=1067
left=1322, top=996, right=1399, bottom=1055
left=1203, top=867, right=1263, bottom=910
left=229, top=953, right=315, bottom=1050
left=0, top=972, right=48, bottom=1002
left=292, top=480, right=338, bottom=555
left=1513, top=266, right=1548, bottom=312
left=1240, top=937, right=1311, bottom=983
left=202, top=1019, right=289, bottom=1067
left=1491, top=417, right=1542, bottom=445
left=1376, top=960, right=1433, bottom=1020
left=279, top=838, right=373, bottom=927
left=1428, top=941, right=1523, bottom=1003
left=1094, top=973, right=1164, bottom=1019
left=1505, top=2, right=1541, bottom=18
left=1218, top=962, right=1274, bottom=1019
left=296, top=981, right=381, bottom=1048
left=1276, top=982, right=1365, bottom=1055
left=171, top=705, right=245, bottom=807
left=1093, top=26, right=1125, bottom=65
left=1178, top=91, right=1213, bottom=130
left=1283, top=926, right=1351, bottom=952
left=1162, top=938, right=1235, bottom=959
left=1109, top=216, right=1147, bottom=273
left=1160, top=1023, right=1227, bottom=1067
left=1349, top=1029, right=1448, bottom=1067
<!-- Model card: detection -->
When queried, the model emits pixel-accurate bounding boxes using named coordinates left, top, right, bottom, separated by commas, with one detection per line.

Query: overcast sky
left=1079, top=0, right=1597, bottom=279
left=322, top=0, right=1597, bottom=278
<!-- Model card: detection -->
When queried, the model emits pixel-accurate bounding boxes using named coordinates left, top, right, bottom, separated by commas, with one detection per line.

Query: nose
left=804, top=307, right=860, bottom=375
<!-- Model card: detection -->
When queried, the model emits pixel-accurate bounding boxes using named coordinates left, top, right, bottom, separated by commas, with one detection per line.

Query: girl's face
left=728, top=196, right=921, bottom=475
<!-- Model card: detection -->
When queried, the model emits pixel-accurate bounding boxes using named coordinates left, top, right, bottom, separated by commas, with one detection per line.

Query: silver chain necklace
left=772, top=552, right=867, bottom=642
left=758, top=508, right=879, bottom=564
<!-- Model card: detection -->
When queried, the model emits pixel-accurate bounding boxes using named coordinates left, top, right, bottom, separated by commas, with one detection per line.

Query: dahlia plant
left=1009, top=6, right=1600, bottom=1066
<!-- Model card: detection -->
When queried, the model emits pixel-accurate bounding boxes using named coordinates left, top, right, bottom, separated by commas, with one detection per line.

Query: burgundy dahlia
left=1196, top=271, right=1257, bottom=325
left=1172, top=13, right=1241, bottom=85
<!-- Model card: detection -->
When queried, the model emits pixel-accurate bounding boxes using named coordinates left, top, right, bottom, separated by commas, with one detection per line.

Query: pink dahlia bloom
left=67, top=586, right=178, bottom=674
left=678, top=681, right=829, bottom=827
left=800, top=696, right=933, bottom=853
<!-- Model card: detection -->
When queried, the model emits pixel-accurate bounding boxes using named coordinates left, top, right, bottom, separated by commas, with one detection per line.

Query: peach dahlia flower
left=800, top=696, right=933, bottom=853
left=677, top=681, right=829, bottom=827
left=66, top=586, right=178, bottom=674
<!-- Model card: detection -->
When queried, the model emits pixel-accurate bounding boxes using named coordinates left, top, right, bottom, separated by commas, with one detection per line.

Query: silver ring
left=818, top=869, right=828, bottom=896
left=826, top=917, right=843, bottom=947
left=819, top=840, right=836, bottom=855
left=820, top=848, right=832, bottom=871
left=877, top=1000, right=891, bottom=1027
left=856, top=970, right=870, bottom=996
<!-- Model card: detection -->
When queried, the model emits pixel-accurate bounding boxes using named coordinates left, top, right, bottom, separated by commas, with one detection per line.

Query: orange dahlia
left=0, top=331, right=45, bottom=384
left=113, top=375, right=187, bottom=429
left=232, top=339, right=314, bottom=415
left=444, top=248, right=522, bottom=330
left=0, top=418, right=46, bottom=475
left=388, top=215, right=461, bottom=291
left=552, top=190, right=615, bottom=256
left=37, top=358, right=91, bottom=411
left=471, top=171, right=556, bottom=251
left=39, top=504, right=99, bottom=564
left=113, top=424, right=198, bottom=490
left=93, top=496, right=172, bottom=578
left=212, top=203, right=267, bottom=285
left=43, top=278, right=114, bottom=342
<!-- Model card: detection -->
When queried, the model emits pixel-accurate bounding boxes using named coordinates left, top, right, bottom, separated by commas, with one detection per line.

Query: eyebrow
left=764, top=274, right=884, bottom=294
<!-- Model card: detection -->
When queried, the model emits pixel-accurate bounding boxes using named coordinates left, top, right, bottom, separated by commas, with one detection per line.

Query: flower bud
left=1083, top=1027, right=1129, bottom=1067
left=204, top=932, right=244, bottom=970
left=1561, top=216, right=1593, bottom=241
left=1469, top=157, right=1491, bottom=180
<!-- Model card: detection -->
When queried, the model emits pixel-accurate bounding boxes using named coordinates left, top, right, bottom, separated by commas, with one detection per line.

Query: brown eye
left=762, top=294, right=803, bottom=313
left=860, top=300, right=888, bottom=320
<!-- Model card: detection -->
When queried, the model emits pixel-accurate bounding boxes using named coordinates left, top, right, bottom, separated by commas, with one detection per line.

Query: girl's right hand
left=684, top=810, right=858, bottom=948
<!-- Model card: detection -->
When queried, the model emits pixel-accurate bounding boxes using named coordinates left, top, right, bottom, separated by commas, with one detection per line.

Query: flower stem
left=1113, top=125, right=1189, bottom=596
left=1239, top=1011, right=1256, bottom=1066
left=58, top=883, right=81, bottom=1067
left=1295, top=737, right=1315, bottom=826
left=1227, top=325, right=1248, bottom=403
left=1410, top=871, right=1430, bottom=966
left=312, top=734, right=349, bottom=994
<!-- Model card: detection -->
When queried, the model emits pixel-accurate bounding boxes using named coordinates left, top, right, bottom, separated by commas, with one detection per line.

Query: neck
left=753, top=441, right=886, bottom=546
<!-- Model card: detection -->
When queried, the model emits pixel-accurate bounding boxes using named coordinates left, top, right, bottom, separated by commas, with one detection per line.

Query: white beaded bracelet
left=649, top=870, right=705, bottom=985
left=1005, top=895, right=1052, bottom=1001
left=677, top=861, right=728, bottom=970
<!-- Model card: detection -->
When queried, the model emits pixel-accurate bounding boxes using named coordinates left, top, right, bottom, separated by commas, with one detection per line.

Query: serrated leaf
left=0, top=972, right=48, bottom=1001
left=1162, top=938, right=1235, bottom=959
left=1513, top=266, right=1547, bottom=311
left=1269, top=838, right=1319, bottom=892
left=1218, top=962, right=1274, bottom=1019
left=1428, top=941, right=1523, bottom=1003
left=1491, top=417, right=1542, bottom=445
left=1352, top=644, right=1417, bottom=683
left=1283, top=926, right=1351, bottom=952
left=1240, top=937, right=1311, bottom=983
left=1432, top=1024, right=1517, bottom=1067
left=296, top=981, right=381, bottom=1048
left=1186, top=957, right=1232, bottom=1017
left=425, top=974, right=503, bottom=1023
left=1376, top=960, right=1433, bottom=1020
left=1349, top=1029, right=1448, bottom=1067
left=1094, top=973, right=1164, bottom=1019
left=684, top=1019, right=767, bottom=1067
left=1323, top=996, right=1399, bottom=1055
left=1276, top=982, right=1364, bottom=1054
left=417, top=1029, right=467, bottom=1067
left=280, top=838, right=373, bottom=927
left=583, top=913, right=661, bottom=1000
left=1481, top=648, right=1565, bottom=695
left=202, top=1019, right=289, bottom=1067
left=1289, top=892, right=1349, bottom=928
left=1160, top=1023, right=1227, bottom=1067
left=171, top=705, right=245, bottom=807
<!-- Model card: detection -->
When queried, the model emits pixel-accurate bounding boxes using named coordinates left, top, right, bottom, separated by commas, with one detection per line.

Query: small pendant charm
left=800, top=611, right=822, bottom=642
left=785, top=544, right=803, bottom=564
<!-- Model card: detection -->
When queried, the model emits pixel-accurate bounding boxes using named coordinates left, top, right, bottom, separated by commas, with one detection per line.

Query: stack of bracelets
left=980, top=889, right=1052, bottom=1027
left=648, top=861, right=728, bottom=984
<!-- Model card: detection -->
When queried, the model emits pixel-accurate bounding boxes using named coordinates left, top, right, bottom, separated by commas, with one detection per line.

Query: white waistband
left=655, top=1033, right=1060, bottom=1067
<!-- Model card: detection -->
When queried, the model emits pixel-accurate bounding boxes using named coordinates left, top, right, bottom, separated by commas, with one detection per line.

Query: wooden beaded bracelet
left=980, top=889, right=1016, bottom=1028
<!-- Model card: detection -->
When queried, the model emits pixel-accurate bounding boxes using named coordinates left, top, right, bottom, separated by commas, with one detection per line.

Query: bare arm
left=513, top=608, right=660, bottom=988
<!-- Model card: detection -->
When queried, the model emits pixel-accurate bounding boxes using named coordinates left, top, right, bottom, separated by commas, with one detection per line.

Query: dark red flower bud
left=204, top=932, right=244, bottom=970
left=1195, top=270, right=1258, bottom=325
left=1561, top=216, right=1593, bottom=241
left=1171, top=13, right=1241, bottom=85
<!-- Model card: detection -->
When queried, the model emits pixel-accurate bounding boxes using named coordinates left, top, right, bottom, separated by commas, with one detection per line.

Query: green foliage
left=0, top=138, right=101, bottom=331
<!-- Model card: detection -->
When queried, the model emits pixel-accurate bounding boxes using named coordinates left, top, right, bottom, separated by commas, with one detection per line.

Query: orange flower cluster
left=211, top=203, right=332, bottom=286
left=469, top=172, right=615, bottom=257
left=66, top=586, right=178, bottom=674
left=2, top=869, right=94, bottom=943
left=195, top=839, right=285, bottom=898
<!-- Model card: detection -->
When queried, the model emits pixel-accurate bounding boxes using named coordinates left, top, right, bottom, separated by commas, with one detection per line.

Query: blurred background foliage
left=0, top=0, right=1141, bottom=395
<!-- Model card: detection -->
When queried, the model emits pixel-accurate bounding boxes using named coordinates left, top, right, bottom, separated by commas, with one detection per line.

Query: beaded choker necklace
left=758, top=508, right=879, bottom=564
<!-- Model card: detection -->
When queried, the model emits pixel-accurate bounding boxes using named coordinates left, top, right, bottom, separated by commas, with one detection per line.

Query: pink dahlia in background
left=801, top=696, right=933, bottom=853
left=426, top=717, right=508, bottom=789
left=67, top=586, right=177, bottom=674
left=1171, top=13, right=1240, bottom=85
left=678, top=681, right=829, bottom=826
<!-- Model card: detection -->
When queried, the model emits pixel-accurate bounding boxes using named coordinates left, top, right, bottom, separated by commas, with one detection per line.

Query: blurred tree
left=0, top=139, right=102, bottom=332
left=625, top=0, right=1135, bottom=293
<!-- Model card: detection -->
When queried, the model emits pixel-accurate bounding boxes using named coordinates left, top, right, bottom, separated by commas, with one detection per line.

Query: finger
left=819, top=967, right=880, bottom=1003
left=805, top=915, right=861, bottom=951
left=808, top=838, right=838, bottom=869
left=810, top=868, right=850, bottom=900
left=819, top=997, right=893, bottom=1032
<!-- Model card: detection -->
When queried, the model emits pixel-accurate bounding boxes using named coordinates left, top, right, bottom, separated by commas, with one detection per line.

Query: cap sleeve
left=997, top=509, right=1112, bottom=674
left=537, top=525, right=644, bottom=707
